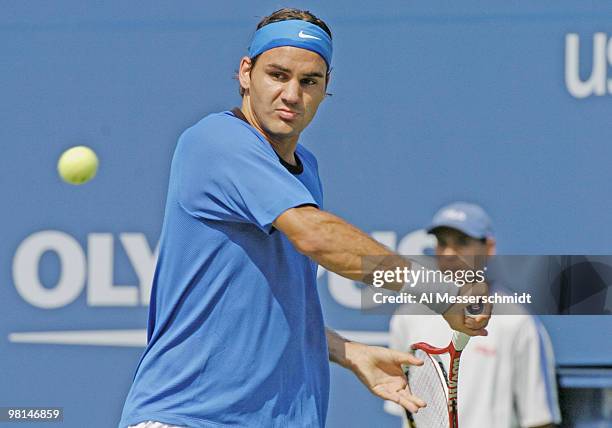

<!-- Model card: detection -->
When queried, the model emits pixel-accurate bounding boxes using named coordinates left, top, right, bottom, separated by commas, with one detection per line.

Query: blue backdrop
left=2, top=1, right=612, bottom=427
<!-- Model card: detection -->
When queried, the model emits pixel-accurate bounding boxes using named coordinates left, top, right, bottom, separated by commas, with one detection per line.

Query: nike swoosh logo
left=298, top=30, right=321, bottom=40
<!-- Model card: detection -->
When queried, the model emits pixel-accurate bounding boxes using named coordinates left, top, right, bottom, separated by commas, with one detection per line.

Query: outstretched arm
left=275, top=206, right=399, bottom=286
left=274, top=206, right=489, bottom=335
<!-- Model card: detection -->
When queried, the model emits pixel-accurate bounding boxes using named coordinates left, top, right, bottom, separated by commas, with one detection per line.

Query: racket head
left=405, top=347, right=450, bottom=428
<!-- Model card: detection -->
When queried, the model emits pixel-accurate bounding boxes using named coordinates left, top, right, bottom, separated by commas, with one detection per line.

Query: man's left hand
left=344, top=341, right=426, bottom=413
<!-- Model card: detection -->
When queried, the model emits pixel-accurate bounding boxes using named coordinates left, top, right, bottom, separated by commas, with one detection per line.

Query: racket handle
left=453, top=304, right=486, bottom=350
left=452, top=331, right=471, bottom=351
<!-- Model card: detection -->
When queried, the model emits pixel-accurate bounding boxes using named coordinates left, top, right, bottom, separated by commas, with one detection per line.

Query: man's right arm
left=273, top=205, right=489, bottom=335
left=274, top=205, right=400, bottom=286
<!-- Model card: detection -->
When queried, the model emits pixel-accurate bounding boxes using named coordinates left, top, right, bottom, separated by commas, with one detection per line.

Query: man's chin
left=266, top=123, right=302, bottom=141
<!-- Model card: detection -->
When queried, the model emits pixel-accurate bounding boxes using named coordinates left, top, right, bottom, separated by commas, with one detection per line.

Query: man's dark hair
left=432, top=227, right=488, bottom=245
left=238, top=8, right=332, bottom=96
left=256, top=8, right=332, bottom=38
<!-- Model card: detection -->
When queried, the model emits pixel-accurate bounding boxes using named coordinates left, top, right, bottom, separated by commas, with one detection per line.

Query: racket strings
left=407, top=349, right=449, bottom=427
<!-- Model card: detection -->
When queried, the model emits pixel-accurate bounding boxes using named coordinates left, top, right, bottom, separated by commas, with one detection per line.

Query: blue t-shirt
left=119, top=110, right=329, bottom=428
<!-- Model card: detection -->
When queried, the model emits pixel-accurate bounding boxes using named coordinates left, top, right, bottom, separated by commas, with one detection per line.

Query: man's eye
left=270, top=72, right=285, bottom=80
left=457, top=237, right=470, bottom=246
left=301, top=78, right=317, bottom=86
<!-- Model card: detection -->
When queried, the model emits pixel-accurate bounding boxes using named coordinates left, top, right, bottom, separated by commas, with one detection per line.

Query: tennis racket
left=404, top=304, right=483, bottom=428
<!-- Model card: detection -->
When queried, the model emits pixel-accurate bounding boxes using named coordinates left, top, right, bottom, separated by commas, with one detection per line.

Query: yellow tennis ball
left=57, top=146, right=99, bottom=185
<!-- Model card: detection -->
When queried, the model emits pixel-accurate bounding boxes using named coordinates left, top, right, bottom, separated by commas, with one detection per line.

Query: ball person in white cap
left=385, top=202, right=561, bottom=428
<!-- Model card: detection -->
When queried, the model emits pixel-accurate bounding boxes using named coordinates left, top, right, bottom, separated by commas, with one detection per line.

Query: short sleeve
left=512, top=317, right=562, bottom=427
left=176, top=115, right=318, bottom=233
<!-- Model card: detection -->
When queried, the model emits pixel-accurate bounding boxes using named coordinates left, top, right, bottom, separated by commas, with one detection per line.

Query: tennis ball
left=57, top=146, right=99, bottom=185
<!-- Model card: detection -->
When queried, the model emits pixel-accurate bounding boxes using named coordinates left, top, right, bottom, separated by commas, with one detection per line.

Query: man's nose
left=439, top=245, right=459, bottom=257
left=282, top=79, right=301, bottom=104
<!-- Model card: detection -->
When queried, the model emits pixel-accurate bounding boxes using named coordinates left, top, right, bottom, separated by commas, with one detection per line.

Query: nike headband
left=248, top=20, right=332, bottom=70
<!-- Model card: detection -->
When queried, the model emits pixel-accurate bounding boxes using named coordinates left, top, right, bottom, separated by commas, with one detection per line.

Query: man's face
left=433, top=227, right=494, bottom=272
left=239, top=46, right=328, bottom=143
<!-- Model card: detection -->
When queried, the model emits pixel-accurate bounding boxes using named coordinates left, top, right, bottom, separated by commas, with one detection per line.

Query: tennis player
left=119, top=9, right=489, bottom=428
left=385, top=202, right=561, bottom=428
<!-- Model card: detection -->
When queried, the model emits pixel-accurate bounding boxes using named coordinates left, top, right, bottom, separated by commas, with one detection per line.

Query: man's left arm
left=325, top=328, right=425, bottom=414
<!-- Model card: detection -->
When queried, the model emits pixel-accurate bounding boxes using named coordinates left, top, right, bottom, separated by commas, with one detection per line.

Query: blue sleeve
left=175, top=116, right=318, bottom=233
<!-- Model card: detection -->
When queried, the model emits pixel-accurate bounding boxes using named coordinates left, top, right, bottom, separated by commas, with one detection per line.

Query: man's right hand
left=442, top=282, right=491, bottom=336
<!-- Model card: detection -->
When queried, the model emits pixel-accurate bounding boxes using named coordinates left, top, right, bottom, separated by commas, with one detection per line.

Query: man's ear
left=486, top=237, right=496, bottom=257
left=325, top=71, right=332, bottom=95
left=238, top=56, right=253, bottom=94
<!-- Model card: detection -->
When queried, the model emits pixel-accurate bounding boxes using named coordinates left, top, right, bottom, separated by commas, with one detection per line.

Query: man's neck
left=239, top=98, right=298, bottom=166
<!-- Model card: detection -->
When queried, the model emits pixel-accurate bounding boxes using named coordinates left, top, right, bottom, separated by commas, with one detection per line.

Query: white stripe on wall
left=9, top=329, right=390, bottom=347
